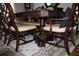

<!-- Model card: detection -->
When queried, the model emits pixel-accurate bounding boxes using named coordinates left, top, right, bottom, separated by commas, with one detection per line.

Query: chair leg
left=4, top=33, right=7, bottom=44
left=15, top=32, right=20, bottom=52
left=7, top=29, right=11, bottom=45
left=15, top=38, right=20, bottom=52
left=0, top=28, right=3, bottom=40
left=7, top=31, right=11, bottom=45
left=76, top=25, right=78, bottom=35
left=64, top=34, right=70, bottom=55
left=4, top=30, right=8, bottom=44
left=0, top=32, right=2, bottom=40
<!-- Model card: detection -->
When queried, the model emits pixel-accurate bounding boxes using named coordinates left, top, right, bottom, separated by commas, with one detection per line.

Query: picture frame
left=24, top=3, right=31, bottom=11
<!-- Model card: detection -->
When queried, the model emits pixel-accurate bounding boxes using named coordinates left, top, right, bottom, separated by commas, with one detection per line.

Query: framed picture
left=24, top=3, right=31, bottom=11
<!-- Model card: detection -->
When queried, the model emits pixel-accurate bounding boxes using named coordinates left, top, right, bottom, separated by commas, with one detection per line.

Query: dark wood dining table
left=15, top=10, right=64, bottom=26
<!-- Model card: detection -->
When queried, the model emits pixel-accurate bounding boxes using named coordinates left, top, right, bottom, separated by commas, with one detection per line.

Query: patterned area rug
left=0, top=34, right=79, bottom=56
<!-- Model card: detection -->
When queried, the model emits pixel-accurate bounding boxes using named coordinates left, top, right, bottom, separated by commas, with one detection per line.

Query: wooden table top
left=15, top=10, right=64, bottom=18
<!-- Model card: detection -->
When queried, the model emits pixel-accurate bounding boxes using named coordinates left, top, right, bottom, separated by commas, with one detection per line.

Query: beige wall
left=11, top=3, right=25, bottom=13
left=32, top=3, right=45, bottom=10
left=11, top=3, right=73, bottom=13
left=33, top=3, right=72, bottom=11
left=58, top=3, right=72, bottom=11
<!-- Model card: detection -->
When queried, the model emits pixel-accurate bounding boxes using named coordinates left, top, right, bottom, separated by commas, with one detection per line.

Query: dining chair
left=37, top=7, right=76, bottom=55
left=71, top=3, right=79, bottom=35
left=0, top=3, right=9, bottom=43
left=3, top=3, right=37, bottom=51
left=0, top=4, right=3, bottom=40
left=75, top=4, right=79, bottom=35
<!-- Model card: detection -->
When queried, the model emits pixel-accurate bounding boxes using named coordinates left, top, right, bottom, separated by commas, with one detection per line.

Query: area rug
left=0, top=34, right=79, bottom=56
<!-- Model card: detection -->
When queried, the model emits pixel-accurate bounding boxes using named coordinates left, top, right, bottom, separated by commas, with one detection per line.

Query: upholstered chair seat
left=43, top=24, right=66, bottom=33
left=11, top=24, right=36, bottom=32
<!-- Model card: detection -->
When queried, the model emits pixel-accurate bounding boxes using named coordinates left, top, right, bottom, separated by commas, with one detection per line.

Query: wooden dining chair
left=75, top=4, right=79, bottom=35
left=37, top=7, right=76, bottom=55
left=71, top=3, right=79, bottom=35
left=0, top=3, right=9, bottom=43
left=3, top=3, right=37, bottom=52
left=0, top=4, right=3, bottom=40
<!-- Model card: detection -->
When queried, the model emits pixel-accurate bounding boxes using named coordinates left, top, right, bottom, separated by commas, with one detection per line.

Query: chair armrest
left=53, top=17, right=69, bottom=21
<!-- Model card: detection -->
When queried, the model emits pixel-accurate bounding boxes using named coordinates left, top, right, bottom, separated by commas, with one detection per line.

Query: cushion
left=11, top=24, right=36, bottom=32
left=43, top=24, right=66, bottom=33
